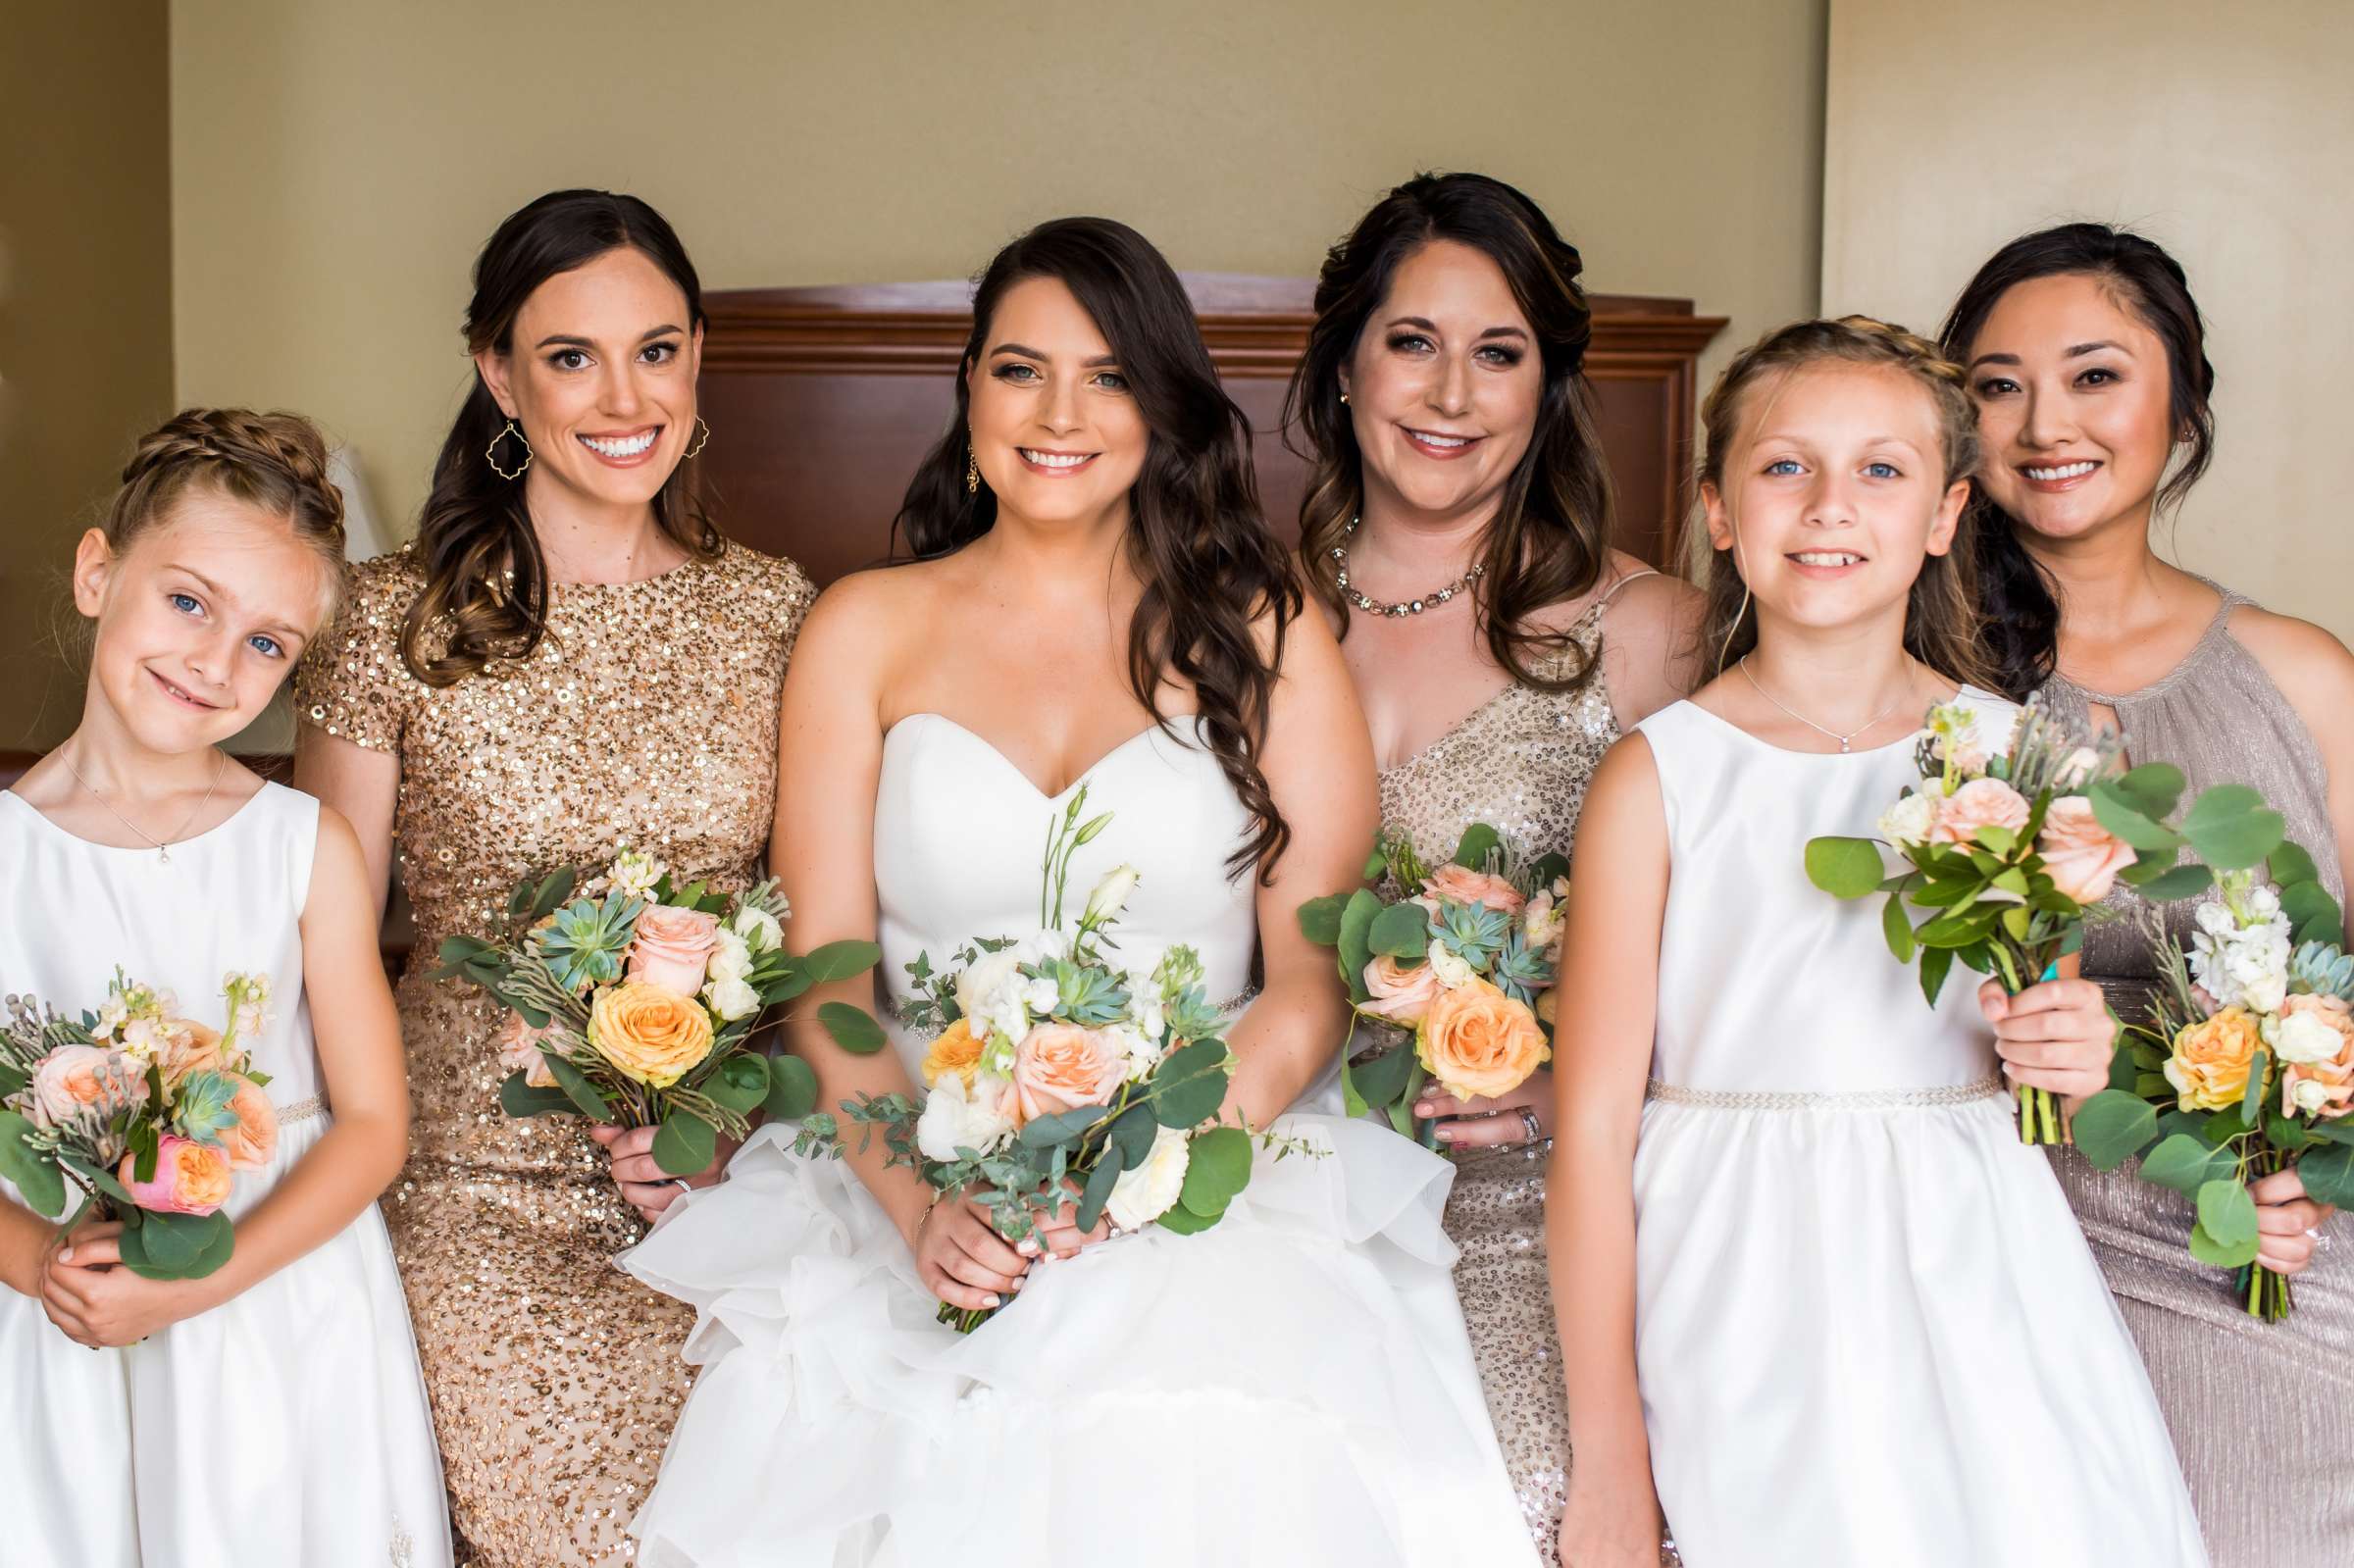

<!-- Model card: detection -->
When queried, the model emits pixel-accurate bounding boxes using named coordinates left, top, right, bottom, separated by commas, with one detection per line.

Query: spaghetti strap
left=1592, top=566, right=1663, bottom=613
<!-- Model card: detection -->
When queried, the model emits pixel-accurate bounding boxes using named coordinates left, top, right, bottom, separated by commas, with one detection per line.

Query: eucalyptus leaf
left=703, top=1052, right=770, bottom=1114
left=1881, top=896, right=1916, bottom=963
left=2240, top=1046, right=2270, bottom=1128
left=0, top=1110, right=63, bottom=1217
left=2180, top=784, right=2286, bottom=872
left=2070, top=1090, right=2159, bottom=1170
left=801, top=940, right=884, bottom=984
left=652, top=1110, right=718, bottom=1176
left=1154, top=1200, right=1219, bottom=1236
left=2087, top=784, right=2185, bottom=853
left=1297, top=893, right=1350, bottom=946
left=763, top=1054, right=819, bottom=1120
left=120, top=1208, right=234, bottom=1281
left=2187, top=1217, right=2261, bottom=1270
left=2296, top=1143, right=2354, bottom=1208
left=498, top=1072, right=580, bottom=1119
left=2281, top=880, right=2346, bottom=948
left=1451, top=823, right=1503, bottom=873
left=1075, top=1145, right=1125, bottom=1233
left=1018, top=1102, right=1114, bottom=1148
left=1336, top=889, right=1382, bottom=1004
left=1177, top=1126, right=1252, bottom=1217
left=2271, top=840, right=2322, bottom=887
left=56, top=1148, right=135, bottom=1208
left=2125, top=862, right=2214, bottom=902
left=2138, top=1133, right=2232, bottom=1195
left=2109, top=762, right=2186, bottom=821
left=1109, top=1102, right=1158, bottom=1168
left=1805, top=837, right=1885, bottom=900
left=818, top=1002, right=888, bottom=1055
left=1368, top=901, right=1432, bottom=961
left=2196, top=1177, right=2260, bottom=1248
left=539, top=1050, right=614, bottom=1120
left=1349, top=1042, right=1418, bottom=1110
left=1150, top=1038, right=1233, bottom=1129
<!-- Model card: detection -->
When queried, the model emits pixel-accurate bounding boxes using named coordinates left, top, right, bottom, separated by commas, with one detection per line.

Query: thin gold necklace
left=60, top=746, right=230, bottom=863
left=1738, top=656, right=1917, bottom=754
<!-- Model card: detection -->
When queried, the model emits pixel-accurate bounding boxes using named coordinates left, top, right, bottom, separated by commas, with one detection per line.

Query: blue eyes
left=1761, top=459, right=1903, bottom=479
left=1765, top=459, right=1804, bottom=476
left=249, top=634, right=283, bottom=659
left=1866, top=462, right=1902, bottom=480
left=167, top=590, right=285, bottom=659
left=991, top=364, right=1128, bottom=391
left=170, top=592, right=201, bottom=614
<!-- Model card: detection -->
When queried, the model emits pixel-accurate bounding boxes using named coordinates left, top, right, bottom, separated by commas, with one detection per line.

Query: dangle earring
left=486, top=420, right=533, bottom=480
left=965, top=444, right=980, bottom=495
left=685, top=417, right=712, bottom=459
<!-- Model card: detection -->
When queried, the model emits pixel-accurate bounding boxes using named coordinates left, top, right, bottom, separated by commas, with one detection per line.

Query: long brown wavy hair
left=1694, top=316, right=1995, bottom=690
left=891, top=218, right=1302, bottom=881
left=1283, top=172, right=1614, bottom=690
left=401, top=190, right=722, bottom=684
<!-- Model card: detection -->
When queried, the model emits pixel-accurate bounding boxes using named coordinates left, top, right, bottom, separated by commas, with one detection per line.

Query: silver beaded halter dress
left=2041, top=585, right=2354, bottom=1567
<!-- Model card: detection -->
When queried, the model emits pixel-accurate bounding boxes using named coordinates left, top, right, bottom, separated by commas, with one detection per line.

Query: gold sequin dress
left=1373, top=589, right=1634, bottom=1563
left=296, top=541, right=814, bottom=1567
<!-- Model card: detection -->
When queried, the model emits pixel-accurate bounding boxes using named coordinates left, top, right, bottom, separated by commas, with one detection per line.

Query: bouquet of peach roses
left=2071, top=863, right=2354, bottom=1321
left=435, top=845, right=881, bottom=1176
left=810, top=787, right=1264, bottom=1332
left=0, top=970, right=278, bottom=1280
left=1807, top=695, right=2289, bottom=1144
left=1297, top=823, right=1561, bottom=1144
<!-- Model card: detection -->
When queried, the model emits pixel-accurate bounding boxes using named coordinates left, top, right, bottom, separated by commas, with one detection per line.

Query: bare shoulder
left=793, top=564, right=931, bottom=657
left=2226, top=602, right=2354, bottom=721
left=304, top=797, right=371, bottom=904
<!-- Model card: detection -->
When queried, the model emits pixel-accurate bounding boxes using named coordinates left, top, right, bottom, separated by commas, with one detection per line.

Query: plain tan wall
left=170, top=0, right=1827, bottom=544
left=1823, top=0, right=2354, bottom=641
left=0, top=0, right=176, bottom=750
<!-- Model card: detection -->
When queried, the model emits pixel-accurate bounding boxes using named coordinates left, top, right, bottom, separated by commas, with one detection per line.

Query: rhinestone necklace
left=1328, top=517, right=1484, bottom=619
left=1737, top=656, right=1917, bottom=754
left=59, top=745, right=229, bottom=863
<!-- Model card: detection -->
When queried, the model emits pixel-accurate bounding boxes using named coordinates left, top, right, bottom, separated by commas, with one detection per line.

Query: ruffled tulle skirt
left=619, top=1099, right=1538, bottom=1568
left=1633, top=1088, right=2208, bottom=1568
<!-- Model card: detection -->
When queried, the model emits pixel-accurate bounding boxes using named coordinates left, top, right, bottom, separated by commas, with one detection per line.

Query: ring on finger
left=1519, top=1109, right=1543, bottom=1144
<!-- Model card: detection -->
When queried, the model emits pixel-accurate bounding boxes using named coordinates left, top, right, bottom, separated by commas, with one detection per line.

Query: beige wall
left=1823, top=0, right=2354, bottom=640
left=0, top=0, right=176, bottom=750
left=170, top=0, right=1826, bottom=541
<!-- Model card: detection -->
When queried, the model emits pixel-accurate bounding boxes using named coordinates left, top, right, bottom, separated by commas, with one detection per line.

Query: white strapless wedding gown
left=619, top=714, right=1536, bottom=1567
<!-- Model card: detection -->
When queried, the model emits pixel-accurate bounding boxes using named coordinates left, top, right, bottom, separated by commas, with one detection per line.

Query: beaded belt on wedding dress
left=891, top=986, right=1261, bottom=1044
left=273, top=1094, right=328, bottom=1125
left=1644, top=1073, right=2006, bottom=1111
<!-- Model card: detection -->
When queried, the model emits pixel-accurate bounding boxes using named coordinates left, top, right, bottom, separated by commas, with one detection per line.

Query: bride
left=617, top=217, right=1536, bottom=1566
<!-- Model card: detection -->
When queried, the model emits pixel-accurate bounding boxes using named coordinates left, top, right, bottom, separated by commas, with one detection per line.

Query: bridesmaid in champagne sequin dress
left=1287, top=174, right=1699, bottom=1560
left=295, top=189, right=816, bottom=1565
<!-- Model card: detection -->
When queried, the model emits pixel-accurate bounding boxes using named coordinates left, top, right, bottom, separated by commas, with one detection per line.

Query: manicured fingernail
left=1435, top=1126, right=1455, bottom=1141
left=1017, top=1238, right=1039, bottom=1256
left=984, top=1293, right=1001, bottom=1307
left=1414, top=1103, right=1433, bottom=1116
left=57, top=1248, right=72, bottom=1262
left=1009, top=1276, right=1024, bottom=1290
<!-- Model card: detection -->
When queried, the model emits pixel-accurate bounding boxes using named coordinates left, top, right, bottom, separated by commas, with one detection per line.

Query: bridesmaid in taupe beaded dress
left=1945, top=224, right=2354, bottom=1567
left=296, top=191, right=814, bottom=1566
left=1285, top=174, right=1698, bottom=1561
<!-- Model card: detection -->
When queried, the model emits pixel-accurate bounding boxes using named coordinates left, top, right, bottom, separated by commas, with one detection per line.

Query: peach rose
left=1009, top=1023, right=1124, bottom=1126
left=1359, top=955, right=1442, bottom=1026
left=120, top=1134, right=232, bottom=1216
left=157, top=1020, right=225, bottom=1094
left=1415, top=979, right=1551, bottom=1102
left=27, top=1044, right=149, bottom=1131
left=627, top=905, right=722, bottom=997
left=922, top=1017, right=985, bottom=1088
left=588, top=982, right=716, bottom=1088
left=2035, top=795, right=2138, bottom=905
left=1928, top=778, right=2031, bottom=845
left=493, top=1009, right=558, bottom=1088
left=2164, top=1006, right=2266, bottom=1112
left=2279, top=994, right=2354, bottom=1120
left=219, top=1077, right=280, bottom=1171
left=1423, top=863, right=1526, bottom=916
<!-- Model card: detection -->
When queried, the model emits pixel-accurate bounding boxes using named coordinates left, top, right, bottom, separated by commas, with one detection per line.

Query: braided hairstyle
left=1693, top=316, right=1993, bottom=689
left=105, top=407, right=349, bottom=621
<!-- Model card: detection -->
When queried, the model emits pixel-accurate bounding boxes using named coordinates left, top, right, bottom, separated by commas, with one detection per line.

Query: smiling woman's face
left=1964, top=271, right=2177, bottom=544
left=1341, top=238, right=1543, bottom=527
left=964, top=275, right=1150, bottom=531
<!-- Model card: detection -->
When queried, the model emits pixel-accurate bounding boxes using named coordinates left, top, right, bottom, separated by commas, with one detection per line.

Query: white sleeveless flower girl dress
left=1627, top=697, right=2207, bottom=1567
left=620, top=715, right=1536, bottom=1567
left=0, top=782, right=450, bottom=1567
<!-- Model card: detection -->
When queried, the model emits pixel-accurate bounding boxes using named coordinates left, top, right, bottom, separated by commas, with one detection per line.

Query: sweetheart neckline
left=882, top=711, right=1202, bottom=802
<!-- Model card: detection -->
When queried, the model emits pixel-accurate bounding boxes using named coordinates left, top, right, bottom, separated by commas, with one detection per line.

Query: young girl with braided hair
left=1547, top=320, right=2205, bottom=1567
left=0, top=409, right=449, bottom=1565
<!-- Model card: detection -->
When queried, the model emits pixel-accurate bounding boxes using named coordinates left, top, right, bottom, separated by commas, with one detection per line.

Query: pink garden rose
left=2034, top=795, right=2139, bottom=905
left=493, top=1009, right=559, bottom=1087
left=2279, top=993, right=2354, bottom=1120
left=1929, top=778, right=2030, bottom=845
left=120, top=1134, right=232, bottom=1216
left=27, top=1044, right=148, bottom=1131
left=219, top=1077, right=280, bottom=1171
left=626, top=905, right=721, bottom=996
left=1009, top=1023, right=1125, bottom=1126
left=1423, top=863, right=1525, bottom=916
left=1360, top=954, right=1442, bottom=1026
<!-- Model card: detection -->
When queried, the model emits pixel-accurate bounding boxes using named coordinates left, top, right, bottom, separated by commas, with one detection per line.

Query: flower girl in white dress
left=0, top=412, right=449, bottom=1566
left=1548, top=321, right=2205, bottom=1567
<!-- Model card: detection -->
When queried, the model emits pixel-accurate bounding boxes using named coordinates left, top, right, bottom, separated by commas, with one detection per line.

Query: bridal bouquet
left=435, top=845, right=881, bottom=1175
left=1297, top=823, right=1561, bottom=1143
left=807, top=787, right=1259, bottom=1332
left=0, top=970, right=278, bottom=1279
left=2071, top=863, right=2354, bottom=1320
left=1806, top=695, right=2285, bottom=1143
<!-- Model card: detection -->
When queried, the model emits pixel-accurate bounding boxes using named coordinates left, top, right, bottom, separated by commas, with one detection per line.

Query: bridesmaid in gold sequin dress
left=294, top=191, right=814, bottom=1566
left=1285, top=175, right=1698, bottom=1561
left=1944, top=226, right=2353, bottom=1567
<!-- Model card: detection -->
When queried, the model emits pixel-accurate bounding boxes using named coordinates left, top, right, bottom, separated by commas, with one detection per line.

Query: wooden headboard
left=696, top=276, right=1725, bottom=583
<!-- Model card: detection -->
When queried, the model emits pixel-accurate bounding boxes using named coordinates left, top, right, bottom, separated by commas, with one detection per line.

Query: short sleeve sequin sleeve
left=295, top=551, right=425, bottom=754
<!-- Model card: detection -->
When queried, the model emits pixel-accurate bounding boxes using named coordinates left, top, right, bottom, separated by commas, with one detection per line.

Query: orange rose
left=1009, top=1023, right=1124, bottom=1126
left=588, top=982, right=715, bottom=1088
left=219, top=1076, right=280, bottom=1171
left=627, top=905, right=722, bottom=996
left=2278, top=994, right=2354, bottom=1120
left=2164, top=1006, right=2266, bottom=1112
left=1415, top=979, right=1551, bottom=1102
left=1359, top=955, right=1441, bottom=1026
left=1423, top=863, right=1526, bottom=916
left=922, top=1017, right=985, bottom=1088
left=2035, top=796, right=2138, bottom=905
left=120, top=1134, right=232, bottom=1216
left=1929, top=778, right=2030, bottom=846
left=158, top=1020, right=225, bottom=1093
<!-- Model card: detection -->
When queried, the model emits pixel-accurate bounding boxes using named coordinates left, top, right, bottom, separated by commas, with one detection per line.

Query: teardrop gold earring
left=965, top=446, right=980, bottom=495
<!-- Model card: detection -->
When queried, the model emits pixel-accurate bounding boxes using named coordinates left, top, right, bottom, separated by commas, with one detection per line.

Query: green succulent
left=1490, top=931, right=1552, bottom=1006
left=2290, top=940, right=2354, bottom=1003
left=536, top=894, right=645, bottom=994
left=1040, top=958, right=1131, bottom=1027
left=171, top=1069, right=242, bottom=1144
left=1434, top=901, right=1510, bottom=971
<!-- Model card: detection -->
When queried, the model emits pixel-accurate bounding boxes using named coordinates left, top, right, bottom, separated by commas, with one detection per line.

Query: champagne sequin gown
left=296, top=542, right=814, bottom=1566
left=2039, top=585, right=2354, bottom=1567
left=1373, top=583, right=1646, bottom=1562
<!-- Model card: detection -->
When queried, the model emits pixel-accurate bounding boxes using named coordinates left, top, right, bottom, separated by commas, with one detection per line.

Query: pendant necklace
left=1738, top=656, right=1916, bottom=754
left=61, top=746, right=229, bottom=863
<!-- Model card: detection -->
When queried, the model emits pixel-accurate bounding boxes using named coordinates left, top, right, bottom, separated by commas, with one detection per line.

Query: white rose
left=2289, top=1077, right=2336, bottom=1116
left=1877, top=793, right=1938, bottom=846
left=1105, top=1125, right=1192, bottom=1230
left=1427, top=944, right=1476, bottom=989
left=2275, top=1010, right=2344, bottom=1066
left=2241, top=972, right=2288, bottom=1015
left=703, top=974, right=760, bottom=1023
left=1083, top=864, right=1142, bottom=925
left=915, top=1073, right=1016, bottom=1162
left=955, top=950, right=1024, bottom=1024
left=708, top=929, right=753, bottom=986
left=1108, top=1024, right=1159, bottom=1082
left=732, top=905, right=784, bottom=952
